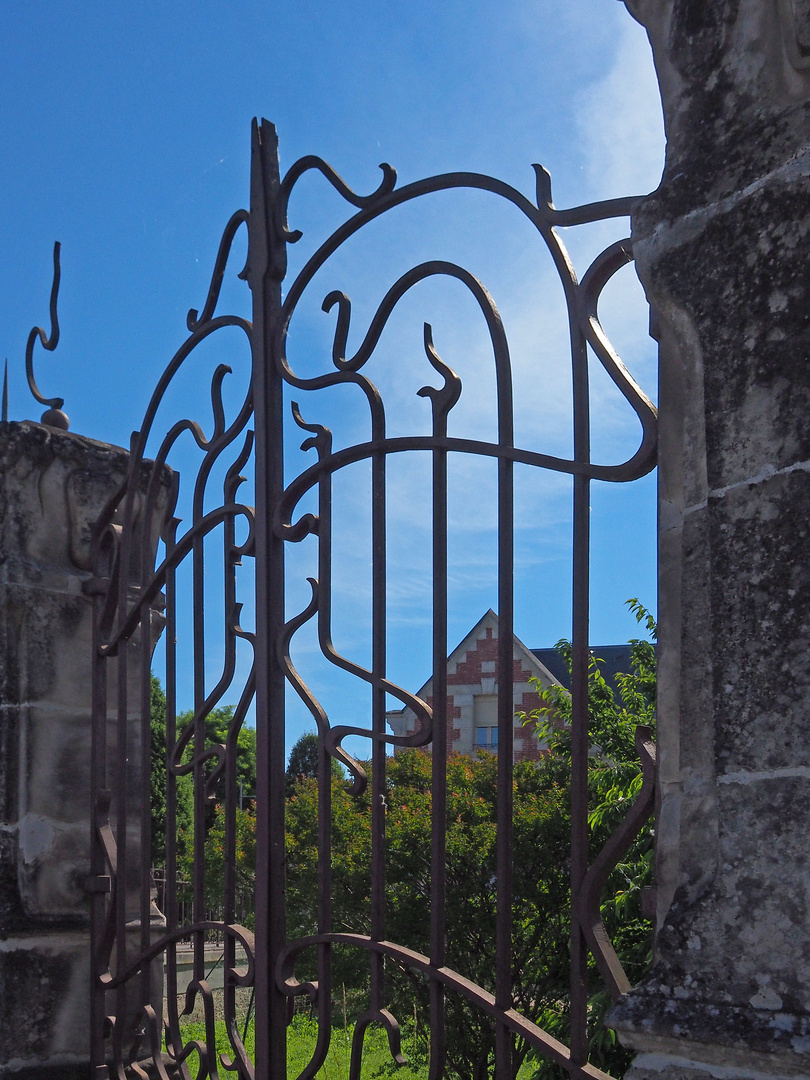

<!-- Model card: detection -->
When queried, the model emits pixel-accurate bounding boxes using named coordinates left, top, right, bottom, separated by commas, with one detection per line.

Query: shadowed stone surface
left=0, top=421, right=137, bottom=1077
left=612, top=2, right=810, bottom=1078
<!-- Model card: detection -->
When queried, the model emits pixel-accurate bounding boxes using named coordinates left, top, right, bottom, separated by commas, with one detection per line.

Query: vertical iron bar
left=429, top=416, right=449, bottom=1080
left=114, top=607, right=130, bottom=1067
left=139, top=565, right=153, bottom=1027
left=494, top=327, right=515, bottom=1080
left=192, top=501, right=206, bottom=981
left=569, top=308, right=591, bottom=1066
left=370, top=398, right=387, bottom=1017
left=494, top=451, right=514, bottom=1080
left=113, top=490, right=139, bottom=1070
left=164, top=523, right=183, bottom=1061
left=89, top=577, right=110, bottom=1075
left=316, top=464, right=334, bottom=1067
left=249, top=117, right=288, bottom=1080
left=223, top=503, right=238, bottom=1050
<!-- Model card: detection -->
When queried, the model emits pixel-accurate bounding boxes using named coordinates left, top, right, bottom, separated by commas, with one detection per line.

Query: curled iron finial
left=26, top=241, right=69, bottom=431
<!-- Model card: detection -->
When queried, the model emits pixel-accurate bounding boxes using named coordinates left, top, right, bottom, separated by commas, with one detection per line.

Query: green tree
left=519, top=598, right=657, bottom=1078
left=286, top=731, right=345, bottom=795
left=198, top=802, right=257, bottom=926
left=149, top=674, right=193, bottom=868
left=282, top=600, right=656, bottom=1080
left=286, top=731, right=320, bottom=789
left=190, top=601, right=656, bottom=1079
left=284, top=751, right=572, bottom=1080
left=176, top=704, right=258, bottom=801
left=150, top=683, right=256, bottom=868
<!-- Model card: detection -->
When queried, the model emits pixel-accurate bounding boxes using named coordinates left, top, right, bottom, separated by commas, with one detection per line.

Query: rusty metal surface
left=89, top=117, right=657, bottom=1080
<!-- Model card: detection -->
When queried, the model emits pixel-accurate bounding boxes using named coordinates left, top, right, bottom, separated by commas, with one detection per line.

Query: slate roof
left=530, top=644, right=638, bottom=697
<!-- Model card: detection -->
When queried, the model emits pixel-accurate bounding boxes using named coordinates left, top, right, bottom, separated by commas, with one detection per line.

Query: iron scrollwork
left=90, top=117, right=657, bottom=1080
left=89, top=205, right=257, bottom=1079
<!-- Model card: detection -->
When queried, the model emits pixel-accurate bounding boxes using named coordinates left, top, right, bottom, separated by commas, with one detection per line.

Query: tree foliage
left=183, top=600, right=656, bottom=1080
left=519, top=598, right=657, bottom=1078
left=149, top=680, right=257, bottom=868
left=284, top=750, right=573, bottom=1080
left=150, top=675, right=194, bottom=868
left=286, top=731, right=320, bottom=787
left=286, top=731, right=346, bottom=795
left=175, top=704, right=258, bottom=803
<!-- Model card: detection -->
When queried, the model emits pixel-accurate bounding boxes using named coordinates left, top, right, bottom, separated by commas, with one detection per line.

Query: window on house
left=475, top=726, right=498, bottom=749
left=474, top=694, right=499, bottom=751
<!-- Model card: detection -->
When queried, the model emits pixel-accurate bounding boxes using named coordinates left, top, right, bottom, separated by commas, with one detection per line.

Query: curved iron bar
left=577, top=238, right=657, bottom=470
left=102, top=313, right=251, bottom=530
left=187, top=209, right=250, bottom=332
left=166, top=432, right=258, bottom=801
left=271, top=152, right=656, bottom=1080
left=277, top=934, right=615, bottom=1080
left=416, top=323, right=462, bottom=419
left=578, top=726, right=657, bottom=1000
left=317, top=260, right=506, bottom=378
left=277, top=577, right=366, bottom=792
left=282, top=400, right=437, bottom=762
left=278, top=579, right=435, bottom=793
left=90, top=201, right=259, bottom=1080
left=97, top=502, right=255, bottom=656
left=127, top=390, right=253, bottom=651
left=112, top=319, right=253, bottom=603
left=276, top=156, right=397, bottom=242
left=275, top=435, right=654, bottom=549
left=185, top=981, right=221, bottom=1080
left=131, top=1005, right=174, bottom=1080
left=100, top=922, right=255, bottom=990
left=350, top=1008, right=406, bottom=1080
left=162, top=1031, right=209, bottom=1080
left=91, top=131, right=658, bottom=1080
left=25, top=240, right=69, bottom=428
left=278, top=167, right=637, bottom=332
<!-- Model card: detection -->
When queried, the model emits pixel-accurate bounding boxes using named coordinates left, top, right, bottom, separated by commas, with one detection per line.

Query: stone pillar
left=0, top=421, right=136, bottom=1079
left=610, top=3, right=810, bottom=1077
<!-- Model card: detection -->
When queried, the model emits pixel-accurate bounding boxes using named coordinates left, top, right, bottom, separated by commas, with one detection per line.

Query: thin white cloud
left=576, top=17, right=665, bottom=201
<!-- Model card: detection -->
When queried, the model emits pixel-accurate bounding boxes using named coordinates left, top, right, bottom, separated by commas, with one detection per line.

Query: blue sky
left=0, top=2, right=664, bottom=747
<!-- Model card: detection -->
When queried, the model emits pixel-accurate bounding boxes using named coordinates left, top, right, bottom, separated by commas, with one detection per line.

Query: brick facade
left=386, top=610, right=560, bottom=762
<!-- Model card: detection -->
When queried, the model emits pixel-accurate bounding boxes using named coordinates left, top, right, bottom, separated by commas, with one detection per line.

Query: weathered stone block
left=615, top=2, right=810, bottom=1076
left=0, top=936, right=90, bottom=1075
left=709, top=473, right=810, bottom=776
left=0, top=420, right=166, bottom=1075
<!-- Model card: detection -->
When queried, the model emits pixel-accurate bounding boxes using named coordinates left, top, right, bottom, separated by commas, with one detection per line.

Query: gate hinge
left=82, top=576, right=110, bottom=597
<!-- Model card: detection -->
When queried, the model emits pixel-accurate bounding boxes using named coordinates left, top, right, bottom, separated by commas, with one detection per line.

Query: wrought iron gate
left=88, top=118, right=657, bottom=1080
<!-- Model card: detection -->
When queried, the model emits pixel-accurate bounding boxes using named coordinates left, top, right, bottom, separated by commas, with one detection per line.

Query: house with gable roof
left=385, top=609, right=561, bottom=762
left=385, top=610, right=638, bottom=761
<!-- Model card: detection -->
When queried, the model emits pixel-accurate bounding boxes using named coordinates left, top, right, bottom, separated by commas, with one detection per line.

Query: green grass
left=178, top=1014, right=426, bottom=1078
left=178, top=1014, right=541, bottom=1078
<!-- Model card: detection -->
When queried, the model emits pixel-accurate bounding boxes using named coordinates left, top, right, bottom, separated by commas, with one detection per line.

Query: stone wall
left=0, top=421, right=135, bottom=1079
left=611, top=3, right=810, bottom=1077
